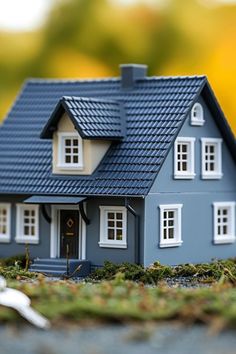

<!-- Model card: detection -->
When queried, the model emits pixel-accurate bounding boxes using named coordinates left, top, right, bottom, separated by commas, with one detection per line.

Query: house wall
left=86, top=197, right=145, bottom=267
left=144, top=95, right=236, bottom=266
left=0, top=195, right=145, bottom=267
left=52, top=113, right=111, bottom=175
left=0, top=196, right=50, bottom=259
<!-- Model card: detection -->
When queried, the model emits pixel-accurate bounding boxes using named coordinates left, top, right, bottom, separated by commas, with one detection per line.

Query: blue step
left=29, top=258, right=91, bottom=277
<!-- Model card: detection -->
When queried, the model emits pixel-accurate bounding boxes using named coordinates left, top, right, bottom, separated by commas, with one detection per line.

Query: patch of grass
left=1, top=275, right=236, bottom=330
left=0, top=254, right=27, bottom=268
left=0, top=255, right=37, bottom=279
left=88, top=259, right=236, bottom=284
left=0, top=266, right=37, bottom=280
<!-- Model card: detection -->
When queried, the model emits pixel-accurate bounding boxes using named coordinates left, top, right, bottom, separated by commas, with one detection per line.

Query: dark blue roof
left=0, top=74, right=233, bottom=197
left=41, top=96, right=125, bottom=140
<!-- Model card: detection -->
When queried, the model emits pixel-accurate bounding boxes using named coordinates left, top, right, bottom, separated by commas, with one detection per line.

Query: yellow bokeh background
left=0, top=0, right=235, bottom=134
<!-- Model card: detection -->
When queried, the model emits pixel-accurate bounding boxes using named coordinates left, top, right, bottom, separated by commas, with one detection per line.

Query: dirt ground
left=1, top=323, right=236, bottom=354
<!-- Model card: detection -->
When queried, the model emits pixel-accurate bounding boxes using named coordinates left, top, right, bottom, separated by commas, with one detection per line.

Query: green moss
left=1, top=276, right=236, bottom=330
left=88, top=259, right=236, bottom=284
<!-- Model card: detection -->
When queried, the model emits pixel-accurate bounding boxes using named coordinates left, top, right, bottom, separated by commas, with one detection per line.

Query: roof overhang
left=23, top=195, right=87, bottom=205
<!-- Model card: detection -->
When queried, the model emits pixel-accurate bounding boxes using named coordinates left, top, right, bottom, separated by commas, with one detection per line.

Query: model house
left=0, top=64, right=235, bottom=276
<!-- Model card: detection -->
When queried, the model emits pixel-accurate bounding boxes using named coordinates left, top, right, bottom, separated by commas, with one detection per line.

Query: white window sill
left=191, top=119, right=205, bottom=126
left=0, top=236, right=11, bottom=243
left=174, top=173, right=196, bottom=180
left=213, top=237, right=236, bottom=245
left=15, top=237, right=39, bottom=245
left=57, top=164, right=84, bottom=170
left=201, top=173, right=223, bottom=180
left=159, top=241, right=183, bottom=248
left=98, top=242, right=127, bottom=249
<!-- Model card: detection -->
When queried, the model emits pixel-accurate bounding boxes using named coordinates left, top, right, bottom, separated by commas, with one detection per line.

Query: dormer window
left=191, top=102, right=204, bottom=126
left=58, top=132, right=83, bottom=169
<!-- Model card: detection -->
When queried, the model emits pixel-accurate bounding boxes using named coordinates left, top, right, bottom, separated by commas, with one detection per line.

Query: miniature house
left=0, top=64, right=235, bottom=276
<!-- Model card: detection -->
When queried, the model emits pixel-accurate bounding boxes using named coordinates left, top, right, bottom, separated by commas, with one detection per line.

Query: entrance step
left=29, top=258, right=91, bottom=277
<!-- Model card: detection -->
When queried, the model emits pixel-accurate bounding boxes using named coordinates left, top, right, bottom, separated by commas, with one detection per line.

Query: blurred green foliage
left=0, top=0, right=235, bottom=133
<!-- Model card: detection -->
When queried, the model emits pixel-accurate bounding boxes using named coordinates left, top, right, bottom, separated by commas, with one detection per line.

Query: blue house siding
left=144, top=192, right=236, bottom=266
left=0, top=196, right=50, bottom=259
left=86, top=197, right=144, bottom=267
left=143, top=94, right=236, bottom=266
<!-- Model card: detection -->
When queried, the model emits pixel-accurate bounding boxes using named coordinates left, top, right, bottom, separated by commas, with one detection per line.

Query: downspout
left=125, top=198, right=140, bottom=265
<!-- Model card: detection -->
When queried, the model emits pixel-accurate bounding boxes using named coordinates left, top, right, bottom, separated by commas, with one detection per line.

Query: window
left=0, top=203, right=11, bottom=243
left=201, top=138, right=223, bottom=179
left=99, top=206, right=127, bottom=248
left=213, top=202, right=235, bottom=244
left=16, top=204, right=39, bottom=244
left=159, top=204, right=183, bottom=248
left=174, top=137, right=195, bottom=179
left=191, top=102, right=204, bottom=126
left=58, top=132, right=83, bottom=168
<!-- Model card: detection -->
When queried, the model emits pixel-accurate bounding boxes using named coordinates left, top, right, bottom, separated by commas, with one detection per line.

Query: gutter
left=125, top=198, right=140, bottom=265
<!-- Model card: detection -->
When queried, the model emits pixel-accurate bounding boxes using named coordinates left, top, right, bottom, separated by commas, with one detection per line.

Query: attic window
left=58, top=132, right=83, bottom=169
left=191, top=103, right=205, bottom=126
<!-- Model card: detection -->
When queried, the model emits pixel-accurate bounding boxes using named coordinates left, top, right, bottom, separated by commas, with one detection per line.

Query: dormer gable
left=40, top=96, right=125, bottom=175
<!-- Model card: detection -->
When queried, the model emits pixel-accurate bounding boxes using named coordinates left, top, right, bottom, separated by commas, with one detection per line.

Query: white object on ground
left=0, top=276, right=50, bottom=329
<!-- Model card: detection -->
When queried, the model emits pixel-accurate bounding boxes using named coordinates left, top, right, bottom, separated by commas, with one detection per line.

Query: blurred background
left=0, top=0, right=235, bottom=134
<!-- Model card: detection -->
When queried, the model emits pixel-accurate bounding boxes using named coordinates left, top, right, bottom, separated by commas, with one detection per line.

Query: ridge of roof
left=25, top=75, right=206, bottom=85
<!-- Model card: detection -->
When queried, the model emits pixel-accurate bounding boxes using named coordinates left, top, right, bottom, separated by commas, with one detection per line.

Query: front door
left=60, top=210, right=79, bottom=258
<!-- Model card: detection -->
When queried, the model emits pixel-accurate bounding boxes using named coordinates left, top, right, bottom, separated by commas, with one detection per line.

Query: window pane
left=223, top=225, right=228, bottom=235
left=168, top=211, right=174, bottom=218
left=108, top=228, right=114, bottom=240
left=24, top=226, right=29, bottom=235
left=168, top=220, right=174, bottom=227
left=210, top=163, right=215, bottom=171
left=163, top=228, right=167, bottom=239
left=108, top=212, right=114, bottom=219
left=65, top=155, right=71, bottom=163
left=116, top=229, right=123, bottom=240
left=210, top=145, right=215, bottom=153
left=73, top=155, right=78, bottom=164
left=116, top=221, right=122, bottom=228
left=108, top=220, right=114, bottom=227
left=73, top=139, right=78, bottom=146
left=65, top=139, right=71, bottom=146
left=116, top=213, right=123, bottom=220
left=168, top=228, right=174, bottom=239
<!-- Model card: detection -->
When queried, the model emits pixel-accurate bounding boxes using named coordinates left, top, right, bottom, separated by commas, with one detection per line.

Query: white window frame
left=159, top=204, right=183, bottom=248
left=174, top=137, right=196, bottom=179
left=57, top=132, right=83, bottom=169
left=15, top=204, right=39, bottom=244
left=0, top=203, right=11, bottom=243
left=191, top=102, right=205, bottom=126
left=213, top=202, right=235, bottom=244
left=201, top=138, right=223, bottom=179
left=99, top=206, right=127, bottom=248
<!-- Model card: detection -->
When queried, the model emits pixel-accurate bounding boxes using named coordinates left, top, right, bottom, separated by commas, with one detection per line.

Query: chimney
left=120, top=64, right=147, bottom=89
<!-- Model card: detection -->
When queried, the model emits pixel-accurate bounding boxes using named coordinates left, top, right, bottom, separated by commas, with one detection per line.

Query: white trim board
left=0, top=203, right=11, bottom=243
